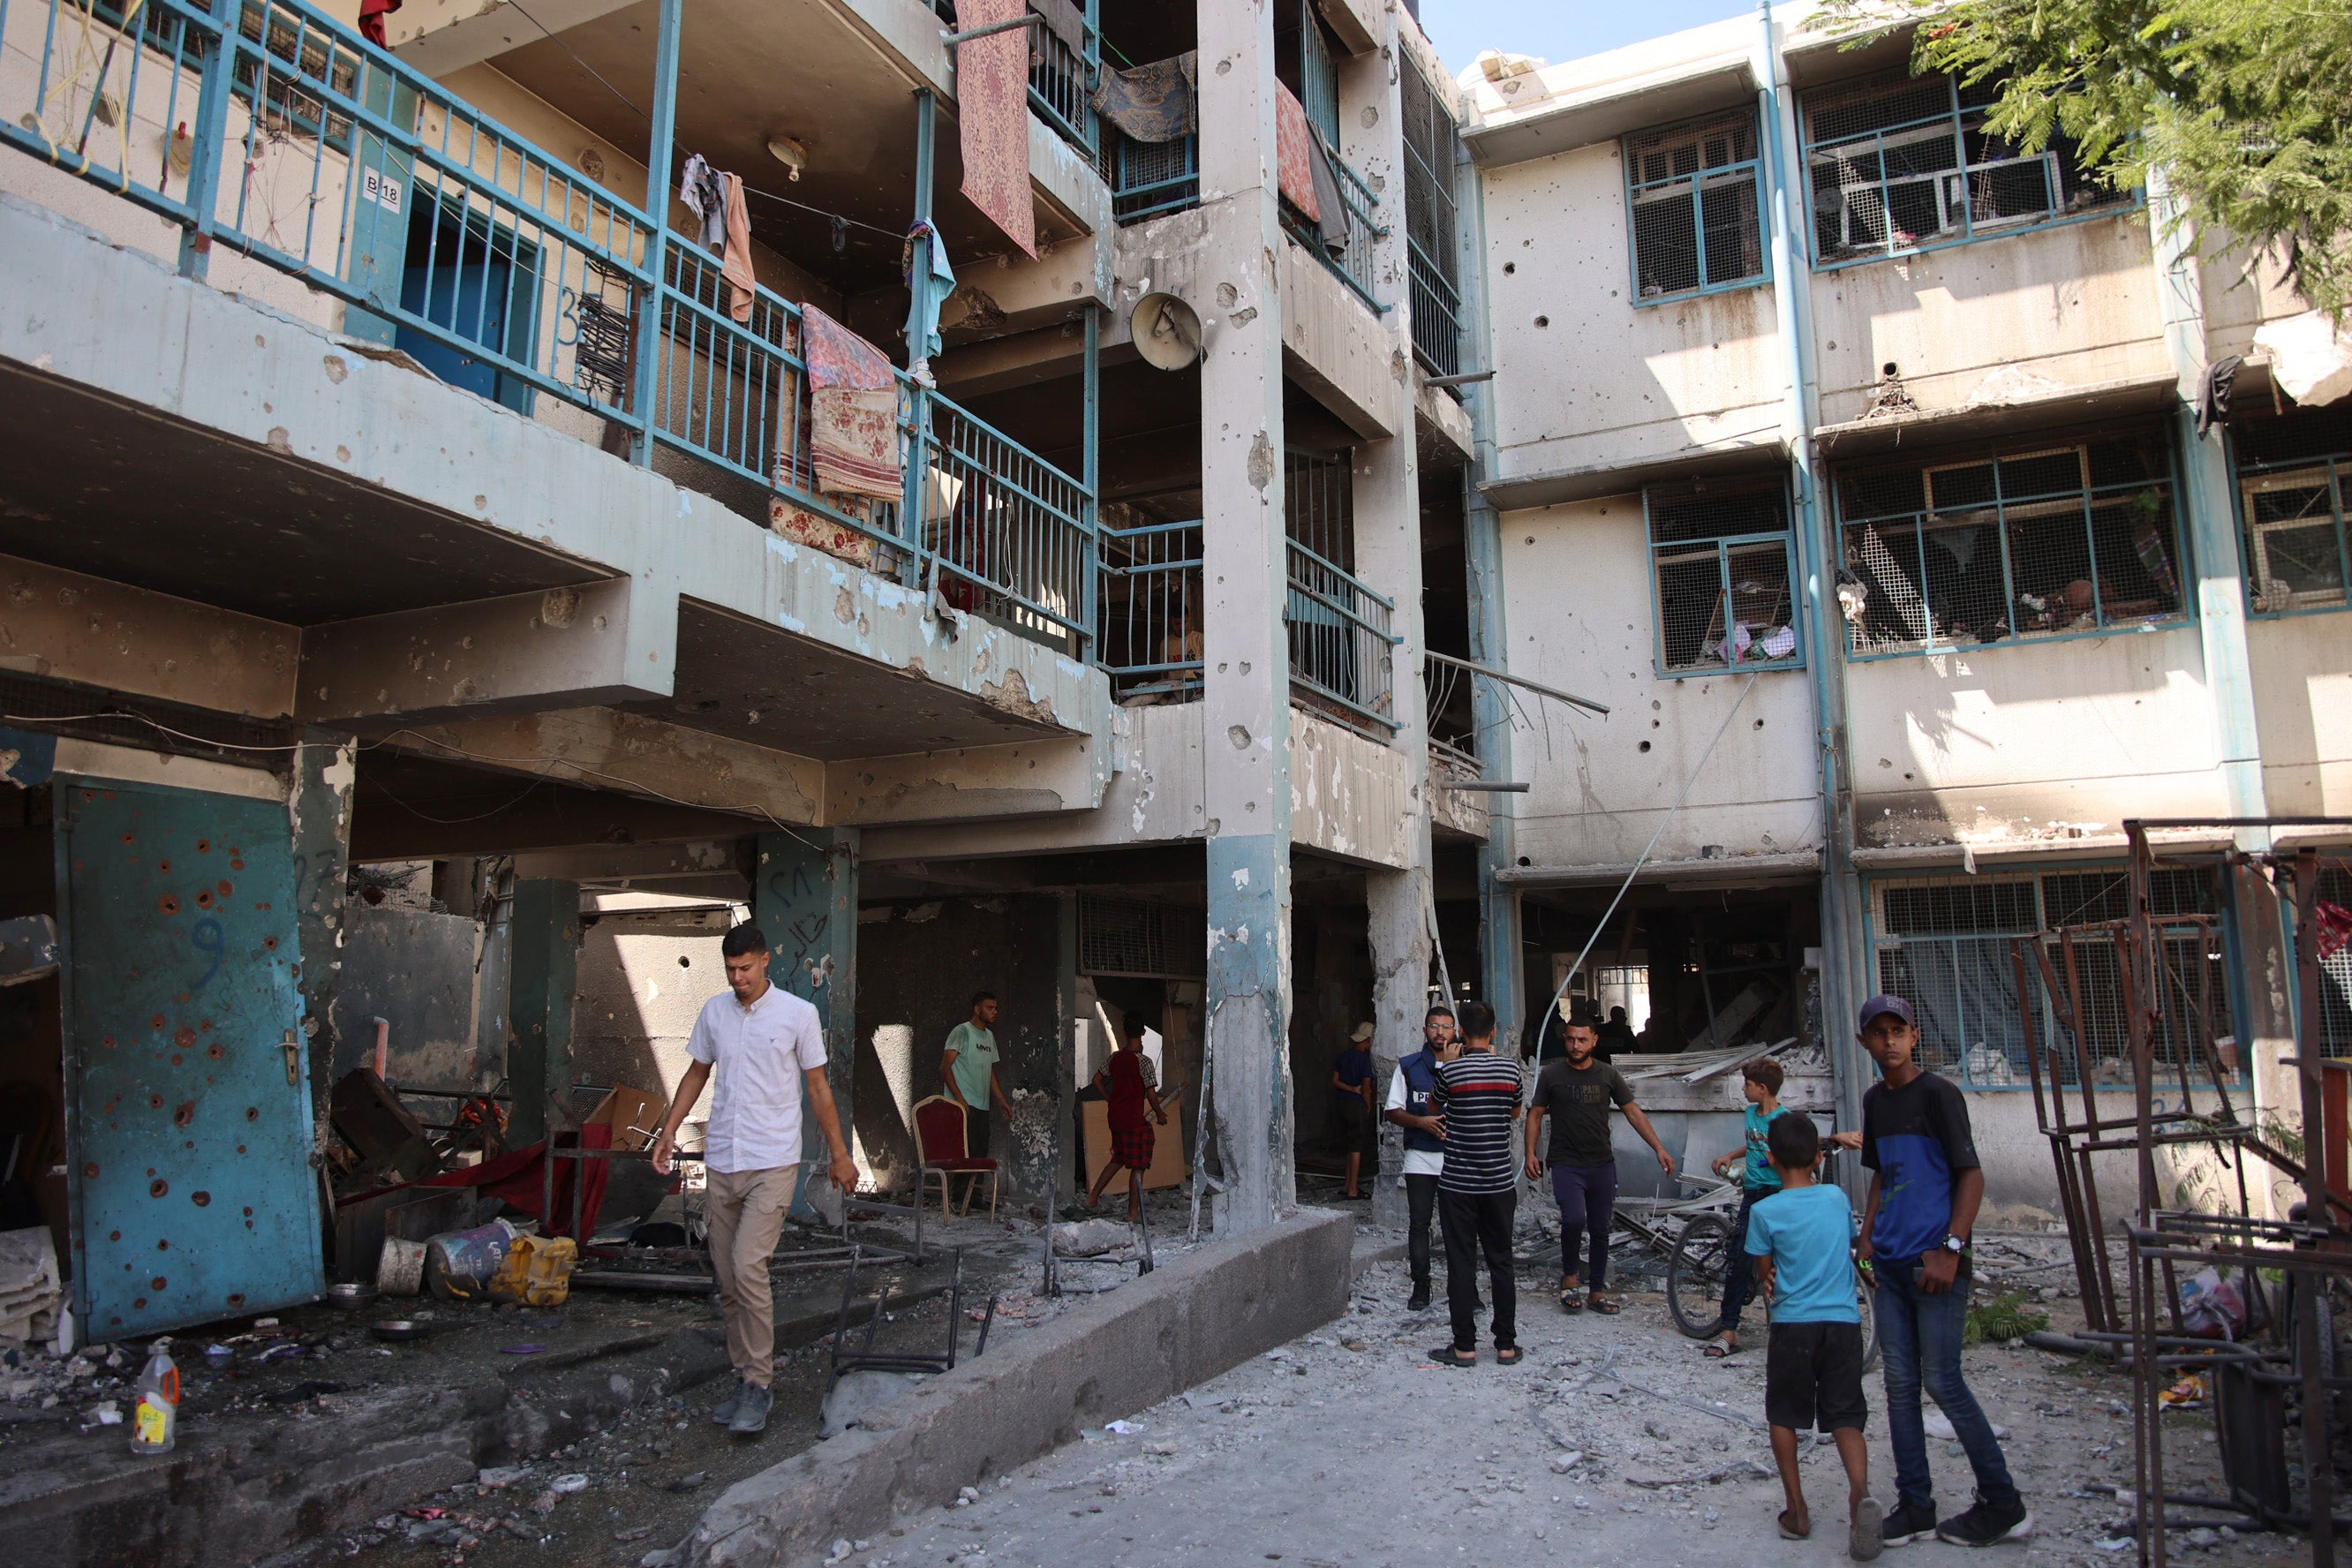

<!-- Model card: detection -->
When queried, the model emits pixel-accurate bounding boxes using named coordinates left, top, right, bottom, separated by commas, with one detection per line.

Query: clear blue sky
left=1418, top=0, right=1758, bottom=75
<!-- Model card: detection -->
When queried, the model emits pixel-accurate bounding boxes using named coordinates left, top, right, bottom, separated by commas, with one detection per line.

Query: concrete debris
left=0, top=1228, right=64, bottom=1351
left=476, top=1465, right=530, bottom=1488
left=823, top=1369, right=926, bottom=1438
left=1049, top=1219, right=1137, bottom=1257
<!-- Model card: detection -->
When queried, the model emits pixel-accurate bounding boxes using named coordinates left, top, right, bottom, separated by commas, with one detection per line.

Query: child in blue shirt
left=1707, top=1057, right=1862, bottom=1358
left=1747, top=1111, right=1881, bottom=1559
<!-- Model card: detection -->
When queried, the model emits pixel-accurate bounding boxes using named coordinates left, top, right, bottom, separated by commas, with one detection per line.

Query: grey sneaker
left=708, top=1379, right=746, bottom=1426
left=1851, top=1495, right=1885, bottom=1561
left=728, top=1382, right=773, bottom=1436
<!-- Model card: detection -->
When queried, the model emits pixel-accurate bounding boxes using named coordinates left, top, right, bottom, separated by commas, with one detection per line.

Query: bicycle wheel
left=1667, top=1213, right=1732, bottom=1339
left=1857, top=1273, right=1881, bottom=1372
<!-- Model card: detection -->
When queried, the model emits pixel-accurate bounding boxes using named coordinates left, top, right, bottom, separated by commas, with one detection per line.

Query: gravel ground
left=818, top=1246, right=2306, bottom=1568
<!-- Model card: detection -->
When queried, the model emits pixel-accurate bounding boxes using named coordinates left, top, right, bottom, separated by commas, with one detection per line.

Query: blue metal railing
left=1110, top=130, right=1198, bottom=224
left=1286, top=536, right=1396, bottom=734
left=1098, top=516, right=1202, bottom=700
left=3, top=0, right=1097, bottom=652
left=1407, top=237, right=1459, bottom=377
left=1025, top=5, right=1098, bottom=169
left=1279, top=142, right=1383, bottom=311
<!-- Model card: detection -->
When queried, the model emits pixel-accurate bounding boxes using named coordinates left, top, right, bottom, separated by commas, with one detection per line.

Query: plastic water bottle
left=130, top=1338, right=179, bottom=1456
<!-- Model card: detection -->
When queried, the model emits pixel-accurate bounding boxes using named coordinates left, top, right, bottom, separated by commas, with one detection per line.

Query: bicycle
left=1665, top=1150, right=1881, bottom=1370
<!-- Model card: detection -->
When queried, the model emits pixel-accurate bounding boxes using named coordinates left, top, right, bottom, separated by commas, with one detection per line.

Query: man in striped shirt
left=1430, top=999, right=1527, bottom=1367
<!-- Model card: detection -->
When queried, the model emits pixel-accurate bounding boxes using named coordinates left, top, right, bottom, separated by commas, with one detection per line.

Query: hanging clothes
left=1306, top=124, right=1348, bottom=260
left=802, top=305, right=903, bottom=501
left=359, top=0, right=400, bottom=46
left=720, top=171, right=756, bottom=323
left=678, top=154, right=727, bottom=253
left=953, top=0, right=1037, bottom=259
left=902, top=220, right=958, bottom=387
left=1274, top=82, right=1321, bottom=223
left=1091, top=52, right=1197, bottom=143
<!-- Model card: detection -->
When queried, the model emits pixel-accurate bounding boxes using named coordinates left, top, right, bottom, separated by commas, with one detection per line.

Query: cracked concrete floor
left=827, top=1248, right=2303, bottom=1568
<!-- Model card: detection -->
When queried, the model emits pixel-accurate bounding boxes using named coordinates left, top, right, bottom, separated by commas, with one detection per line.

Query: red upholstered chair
left=911, top=1095, right=999, bottom=1222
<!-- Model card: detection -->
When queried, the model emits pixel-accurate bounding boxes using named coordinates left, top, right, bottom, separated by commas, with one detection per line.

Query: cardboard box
left=584, top=1085, right=663, bottom=1151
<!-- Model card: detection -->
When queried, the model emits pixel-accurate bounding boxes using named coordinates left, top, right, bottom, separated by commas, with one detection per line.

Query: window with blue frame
left=1869, top=865, right=2230, bottom=1088
left=2230, top=403, right=2352, bottom=615
left=1836, top=427, right=2187, bottom=657
left=1644, top=479, right=1803, bottom=675
left=1624, top=109, right=1767, bottom=302
left=1801, top=71, right=2132, bottom=268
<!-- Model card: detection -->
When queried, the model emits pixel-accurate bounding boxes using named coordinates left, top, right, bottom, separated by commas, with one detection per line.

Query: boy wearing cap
left=1331, top=1021, right=1379, bottom=1199
left=1856, top=995, right=2032, bottom=1549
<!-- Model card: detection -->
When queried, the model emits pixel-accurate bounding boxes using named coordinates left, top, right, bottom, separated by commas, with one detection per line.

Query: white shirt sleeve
left=685, top=998, right=718, bottom=1064
left=793, top=999, right=828, bottom=1072
left=1385, top=1066, right=1409, bottom=1112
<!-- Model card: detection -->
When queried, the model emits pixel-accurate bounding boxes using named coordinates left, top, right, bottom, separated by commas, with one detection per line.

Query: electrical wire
left=0, top=709, right=308, bottom=752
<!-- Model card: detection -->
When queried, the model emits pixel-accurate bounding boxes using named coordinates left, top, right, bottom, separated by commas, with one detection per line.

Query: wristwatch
left=1942, top=1233, right=1969, bottom=1255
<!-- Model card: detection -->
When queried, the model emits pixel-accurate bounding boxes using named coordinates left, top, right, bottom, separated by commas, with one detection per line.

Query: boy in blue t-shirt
left=1747, top=1111, right=1881, bottom=1560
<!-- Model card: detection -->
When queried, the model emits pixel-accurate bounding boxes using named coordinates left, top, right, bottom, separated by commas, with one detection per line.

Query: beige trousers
left=705, top=1164, right=799, bottom=1387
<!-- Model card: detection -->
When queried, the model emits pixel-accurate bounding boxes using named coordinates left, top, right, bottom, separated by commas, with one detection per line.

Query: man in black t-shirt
left=1525, top=1009, right=1674, bottom=1315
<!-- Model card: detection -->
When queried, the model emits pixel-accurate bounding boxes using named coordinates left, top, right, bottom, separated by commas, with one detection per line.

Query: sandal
left=1427, top=1345, right=1477, bottom=1368
left=1779, top=1510, right=1812, bottom=1542
left=1496, top=1346, right=1524, bottom=1366
left=1558, top=1287, right=1586, bottom=1313
left=1703, top=1338, right=1740, bottom=1359
left=1588, top=1293, right=1624, bottom=1315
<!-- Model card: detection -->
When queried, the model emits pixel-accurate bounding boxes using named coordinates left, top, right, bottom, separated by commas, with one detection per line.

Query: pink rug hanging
left=954, top=0, right=1037, bottom=258
left=801, top=305, right=902, bottom=501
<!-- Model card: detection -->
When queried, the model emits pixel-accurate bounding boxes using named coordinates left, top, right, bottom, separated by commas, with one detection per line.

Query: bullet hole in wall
left=1503, top=262, right=1515, bottom=274
left=1534, top=315, right=1549, bottom=328
left=1639, top=741, right=1652, bottom=752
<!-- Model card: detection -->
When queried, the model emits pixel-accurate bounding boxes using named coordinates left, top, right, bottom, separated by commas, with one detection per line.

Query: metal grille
left=1625, top=109, right=1765, bottom=300
left=1098, top=505, right=1202, bottom=702
left=1285, top=450, right=1396, bottom=732
left=1802, top=71, right=2131, bottom=267
left=2231, top=405, right=2352, bottom=614
left=2321, top=864, right=2352, bottom=1057
left=1112, top=131, right=1199, bottom=223
left=1645, top=481, right=1800, bottom=674
left=1400, top=59, right=1461, bottom=376
left=1870, top=866, right=2228, bottom=1086
left=1836, top=429, right=2186, bottom=656
left=1079, top=894, right=1204, bottom=978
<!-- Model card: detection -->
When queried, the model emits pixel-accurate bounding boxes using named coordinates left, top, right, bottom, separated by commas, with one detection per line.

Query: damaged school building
left=0, top=0, right=2345, bottom=1361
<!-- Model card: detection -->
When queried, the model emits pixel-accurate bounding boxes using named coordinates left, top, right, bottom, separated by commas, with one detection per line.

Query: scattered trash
left=89, top=1400, right=122, bottom=1426
left=663, top=1471, right=708, bottom=1493
left=549, top=1473, right=590, bottom=1494
left=1924, top=1410, right=2009, bottom=1441
left=499, top=1344, right=547, bottom=1355
left=1104, top=1419, right=1142, bottom=1435
left=478, top=1466, right=531, bottom=1489
left=2158, top=1372, right=2208, bottom=1409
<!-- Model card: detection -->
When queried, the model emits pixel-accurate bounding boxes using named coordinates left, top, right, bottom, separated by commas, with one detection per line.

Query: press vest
left=1400, top=1049, right=1444, bottom=1156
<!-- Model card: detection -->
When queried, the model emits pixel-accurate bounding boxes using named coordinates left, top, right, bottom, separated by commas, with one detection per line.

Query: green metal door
left=56, top=777, right=322, bottom=1342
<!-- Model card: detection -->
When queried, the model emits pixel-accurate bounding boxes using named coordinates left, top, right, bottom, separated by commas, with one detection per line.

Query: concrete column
left=505, top=878, right=581, bottom=1145
left=290, top=730, right=355, bottom=1140
left=1197, top=0, right=1296, bottom=1234
left=754, top=829, right=860, bottom=1167
left=1339, top=33, right=1433, bottom=1230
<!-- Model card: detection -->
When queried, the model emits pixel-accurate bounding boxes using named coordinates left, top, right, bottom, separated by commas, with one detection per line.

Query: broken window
left=1401, top=58, right=1463, bottom=375
left=1645, top=479, right=1802, bottom=675
left=1834, top=429, right=2187, bottom=656
left=1624, top=109, right=1766, bottom=301
left=2230, top=403, right=2352, bottom=615
left=1871, top=867, right=2228, bottom=1086
left=1801, top=71, right=2130, bottom=266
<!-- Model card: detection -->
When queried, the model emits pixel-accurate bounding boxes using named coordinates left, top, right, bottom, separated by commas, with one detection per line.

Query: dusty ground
left=818, top=1237, right=2297, bottom=1568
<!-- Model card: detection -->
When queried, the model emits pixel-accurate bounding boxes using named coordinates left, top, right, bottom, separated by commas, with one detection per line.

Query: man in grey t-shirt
left=1524, top=1010, right=1673, bottom=1315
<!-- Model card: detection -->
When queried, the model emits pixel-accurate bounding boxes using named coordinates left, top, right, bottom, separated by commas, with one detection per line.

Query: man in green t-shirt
left=941, top=991, right=1006, bottom=1157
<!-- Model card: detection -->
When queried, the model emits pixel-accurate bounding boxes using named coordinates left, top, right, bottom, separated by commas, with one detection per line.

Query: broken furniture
left=912, top=1095, right=1000, bottom=1221
left=823, top=1244, right=994, bottom=1404
left=1037, top=1165, right=1154, bottom=1296
left=330, top=1067, right=442, bottom=1184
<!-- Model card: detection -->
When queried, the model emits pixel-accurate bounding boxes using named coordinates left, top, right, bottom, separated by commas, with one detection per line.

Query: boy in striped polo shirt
left=1429, top=999, right=1527, bottom=1368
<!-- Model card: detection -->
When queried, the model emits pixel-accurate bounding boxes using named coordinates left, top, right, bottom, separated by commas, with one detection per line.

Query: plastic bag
left=2178, top=1267, right=2246, bottom=1341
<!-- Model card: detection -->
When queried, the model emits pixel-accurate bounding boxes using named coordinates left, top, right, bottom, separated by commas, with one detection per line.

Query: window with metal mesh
left=1802, top=71, right=2131, bottom=266
left=1401, top=60, right=1463, bottom=374
left=2321, top=864, right=2352, bottom=1057
left=1079, top=894, right=1205, bottom=978
left=1624, top=109, right=1766, bottom=301
left=1835, top=428, right=2186, bottom=656
left=2230, top=404, right=2352, bottom=614
left=1645, top=480, right=1802, bottom=674
left=1872, top=866, right=2228, bottom=1086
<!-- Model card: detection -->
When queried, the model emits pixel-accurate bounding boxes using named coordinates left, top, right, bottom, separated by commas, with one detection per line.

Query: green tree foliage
left=1821, top=0, right=2352, bottom=316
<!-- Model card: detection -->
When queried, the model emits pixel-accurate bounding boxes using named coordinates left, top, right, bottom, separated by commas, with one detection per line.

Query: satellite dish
left=1131, top=292, right=1202, bottom=371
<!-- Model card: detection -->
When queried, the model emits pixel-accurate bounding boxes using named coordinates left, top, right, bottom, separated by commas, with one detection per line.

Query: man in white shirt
left=651, top=923, right=857, bottom=1436
left=1384, top=1005, right=1458, bottom=1312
